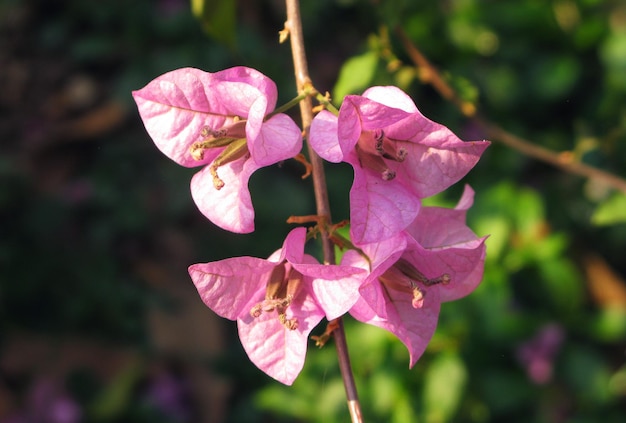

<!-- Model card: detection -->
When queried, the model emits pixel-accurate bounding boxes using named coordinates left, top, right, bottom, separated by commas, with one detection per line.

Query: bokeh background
left=1, top=0, right=626, bottom=422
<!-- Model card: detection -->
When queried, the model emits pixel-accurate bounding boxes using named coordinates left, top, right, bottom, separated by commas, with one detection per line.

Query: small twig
left=394, top=25, right=626, bottom=194
left=480, top=120, right=626, bottom=193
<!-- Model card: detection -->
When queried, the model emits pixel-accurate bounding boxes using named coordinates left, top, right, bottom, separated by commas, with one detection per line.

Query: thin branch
left=394, top=26, right=626, bottom=194
left=284, top=1, right=363, bottom=422
left=284, top=1, right=332, bottom=261
left=480, top=120, right=626, bottom=193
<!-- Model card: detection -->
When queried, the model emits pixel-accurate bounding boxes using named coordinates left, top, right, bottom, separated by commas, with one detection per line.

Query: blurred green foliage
left=1, top=0, right=625, bottom=422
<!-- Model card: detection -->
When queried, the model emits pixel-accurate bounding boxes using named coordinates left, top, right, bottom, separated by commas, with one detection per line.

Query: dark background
left=1, top=0, right=625, bottom=422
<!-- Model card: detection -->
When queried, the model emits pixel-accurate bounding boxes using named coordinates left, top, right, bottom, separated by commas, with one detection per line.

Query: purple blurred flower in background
left=516, top=323, right=565, bottom=384
left=1, top=377, right=81, bottom=423
left=144, top=369, right=192, bottom=422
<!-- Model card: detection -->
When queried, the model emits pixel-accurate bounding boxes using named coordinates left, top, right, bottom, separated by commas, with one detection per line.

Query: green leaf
left=333, top=51, right=379, bottom=103
left=478, top=370, right=532, bottom=414
left=422, top=352, right=467, bottom=423
left=562, top=345, right=612, bottom=404
left=600, top=31, right=626, bottom=90
left=591, top=193, right=626, bottom=225
left=609, top=363, right=626, bottom=397
left=538, top=257, right=585, bottom=314
left=191, top=0, right=236, bottom=49
left=531, top=55, right=581, bottom=100
left=393, top=65, right=417, bottom=91
left=587, top=307, right=626, bottom=342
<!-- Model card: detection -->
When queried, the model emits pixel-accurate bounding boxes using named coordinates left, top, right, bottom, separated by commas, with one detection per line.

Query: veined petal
left=350, top=290, right=441, bottom=367
left=337, top=100, right=363, bottom=155
left=454, top=184, right=476, bottom=211
left=327, top=86, right=489, bottom=245
left=188, top=257, right=274, bottom=320
left=341, top=95, right=410, bottom=132
left=362, top=86, right=419, bottom=113
left=311, top=274, right=364, bottom=320
left=281, top=227, right=307, bottom=264
left=343, top=235, right=406, bottom=319
left=213, top=66, right=278, bottom=113
left=132, top=68, right=229, bottom=167
left=291, top=256, right=366, bottom=320
left=132, top=67, right=278, bottom=168
left=404, top=184, right=487, bottom=301
left=309, top=111, right=343, bottom=162
left=243, top=94, right=269, bottom=144
left=409, top=185, right=479, bottom=248
left=190, top=157, right=258, bottom=233
left=248, top=113, right=303, bottom=167
left=237, top=288, right=325, bottom=385
left=389, top=137, right=489, bottom=198
left=348, top=154, right=420, bottom=245
left=348, top=240, right=444, bottom=367
left=402, top=239, right=487, bottom=302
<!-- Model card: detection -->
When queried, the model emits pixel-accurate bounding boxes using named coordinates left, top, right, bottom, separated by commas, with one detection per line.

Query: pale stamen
left=248, top=264, right=303, bottom=330
left=355, top=129, right=408, bottom=177
left=378, top=259, right=451, bottom=309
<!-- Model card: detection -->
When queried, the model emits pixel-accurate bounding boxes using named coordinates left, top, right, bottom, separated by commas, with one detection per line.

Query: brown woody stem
left=285, top=1, right=363, bottom=422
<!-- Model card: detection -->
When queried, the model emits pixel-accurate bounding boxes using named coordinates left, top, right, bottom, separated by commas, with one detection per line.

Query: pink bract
left=132, top=67, right=302, bottom=233
left=310, top=86, right=489, bottom=244
left=188, top=227, right=365, bottom=385
left=343, top=185, right=487, bottom=366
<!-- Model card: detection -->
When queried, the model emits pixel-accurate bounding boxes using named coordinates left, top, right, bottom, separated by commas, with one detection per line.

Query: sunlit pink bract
left=343, top=185, right=487, bottom=366
left=188, top=227, right=365, bottom=385
left=132, top=67, right=302, bottom=233
left=310, top=86, right=489, bottom=244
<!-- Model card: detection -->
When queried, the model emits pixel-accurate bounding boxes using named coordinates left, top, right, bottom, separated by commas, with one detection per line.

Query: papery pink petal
left=336, top=100, right=362, bottom=155
left=309, top=111, right=343, bottom=162
left=237, top=290, right=324, bottom=385
left=292, top=260, right=364, bottom=281
left=404, top=238, right=487, bottom=303
left=281, top=227, right=307, bottom=264
left=356, top=232, right=408, bottom=271
left=283, top=233, right=367, bottom=320
left=347, top=154, right=420, bottom=245
left=133, top=69, right=223, bottom=167
left=339, top=250, right=371, bottom=273
left=347, top=229, right=461, bottom=366
left=454, top=184, right=475, bottom=211
left=294, top=260, right=365, bottom=320
left=342, top=235, right=407, bottom=319
left=190, top=157, right=258, bottom=233
left=350, top=290, right=441, bottom=367
left=310, top=275, right=364, bottom=320
left=362, top=86, right=419, bottom=113
left=388, top=135, right=489, bottom=198
left=264, top=227, right=307, bottom=266
left=132, top=67, right=276, bottom=168
left=242, top=95, right=268, bottom=145
left=408, top=185, right=479, bottom=248
left=248, top=114, right=302, bottom=167
left=188, top=257, right=274, bottom=320
left=212, top=66, right=278, bottom=114
left=337, top=95, right=410, bottom=156
left=403, top=184, right=487, bottom=301
left=342, top=95, right=410, bottom=131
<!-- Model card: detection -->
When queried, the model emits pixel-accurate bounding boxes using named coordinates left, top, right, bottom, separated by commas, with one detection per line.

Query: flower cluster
left=133, top=67, right=489, bottom=385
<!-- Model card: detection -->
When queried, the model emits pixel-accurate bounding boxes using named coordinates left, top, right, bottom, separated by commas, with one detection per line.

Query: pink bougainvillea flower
left=342, top=185, right=487, bottom=366
left=310, top=86, right=489, bottom=244
left=132, top=67, right=302, bottom=233
left=188, top=227, right=365, bottom=385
